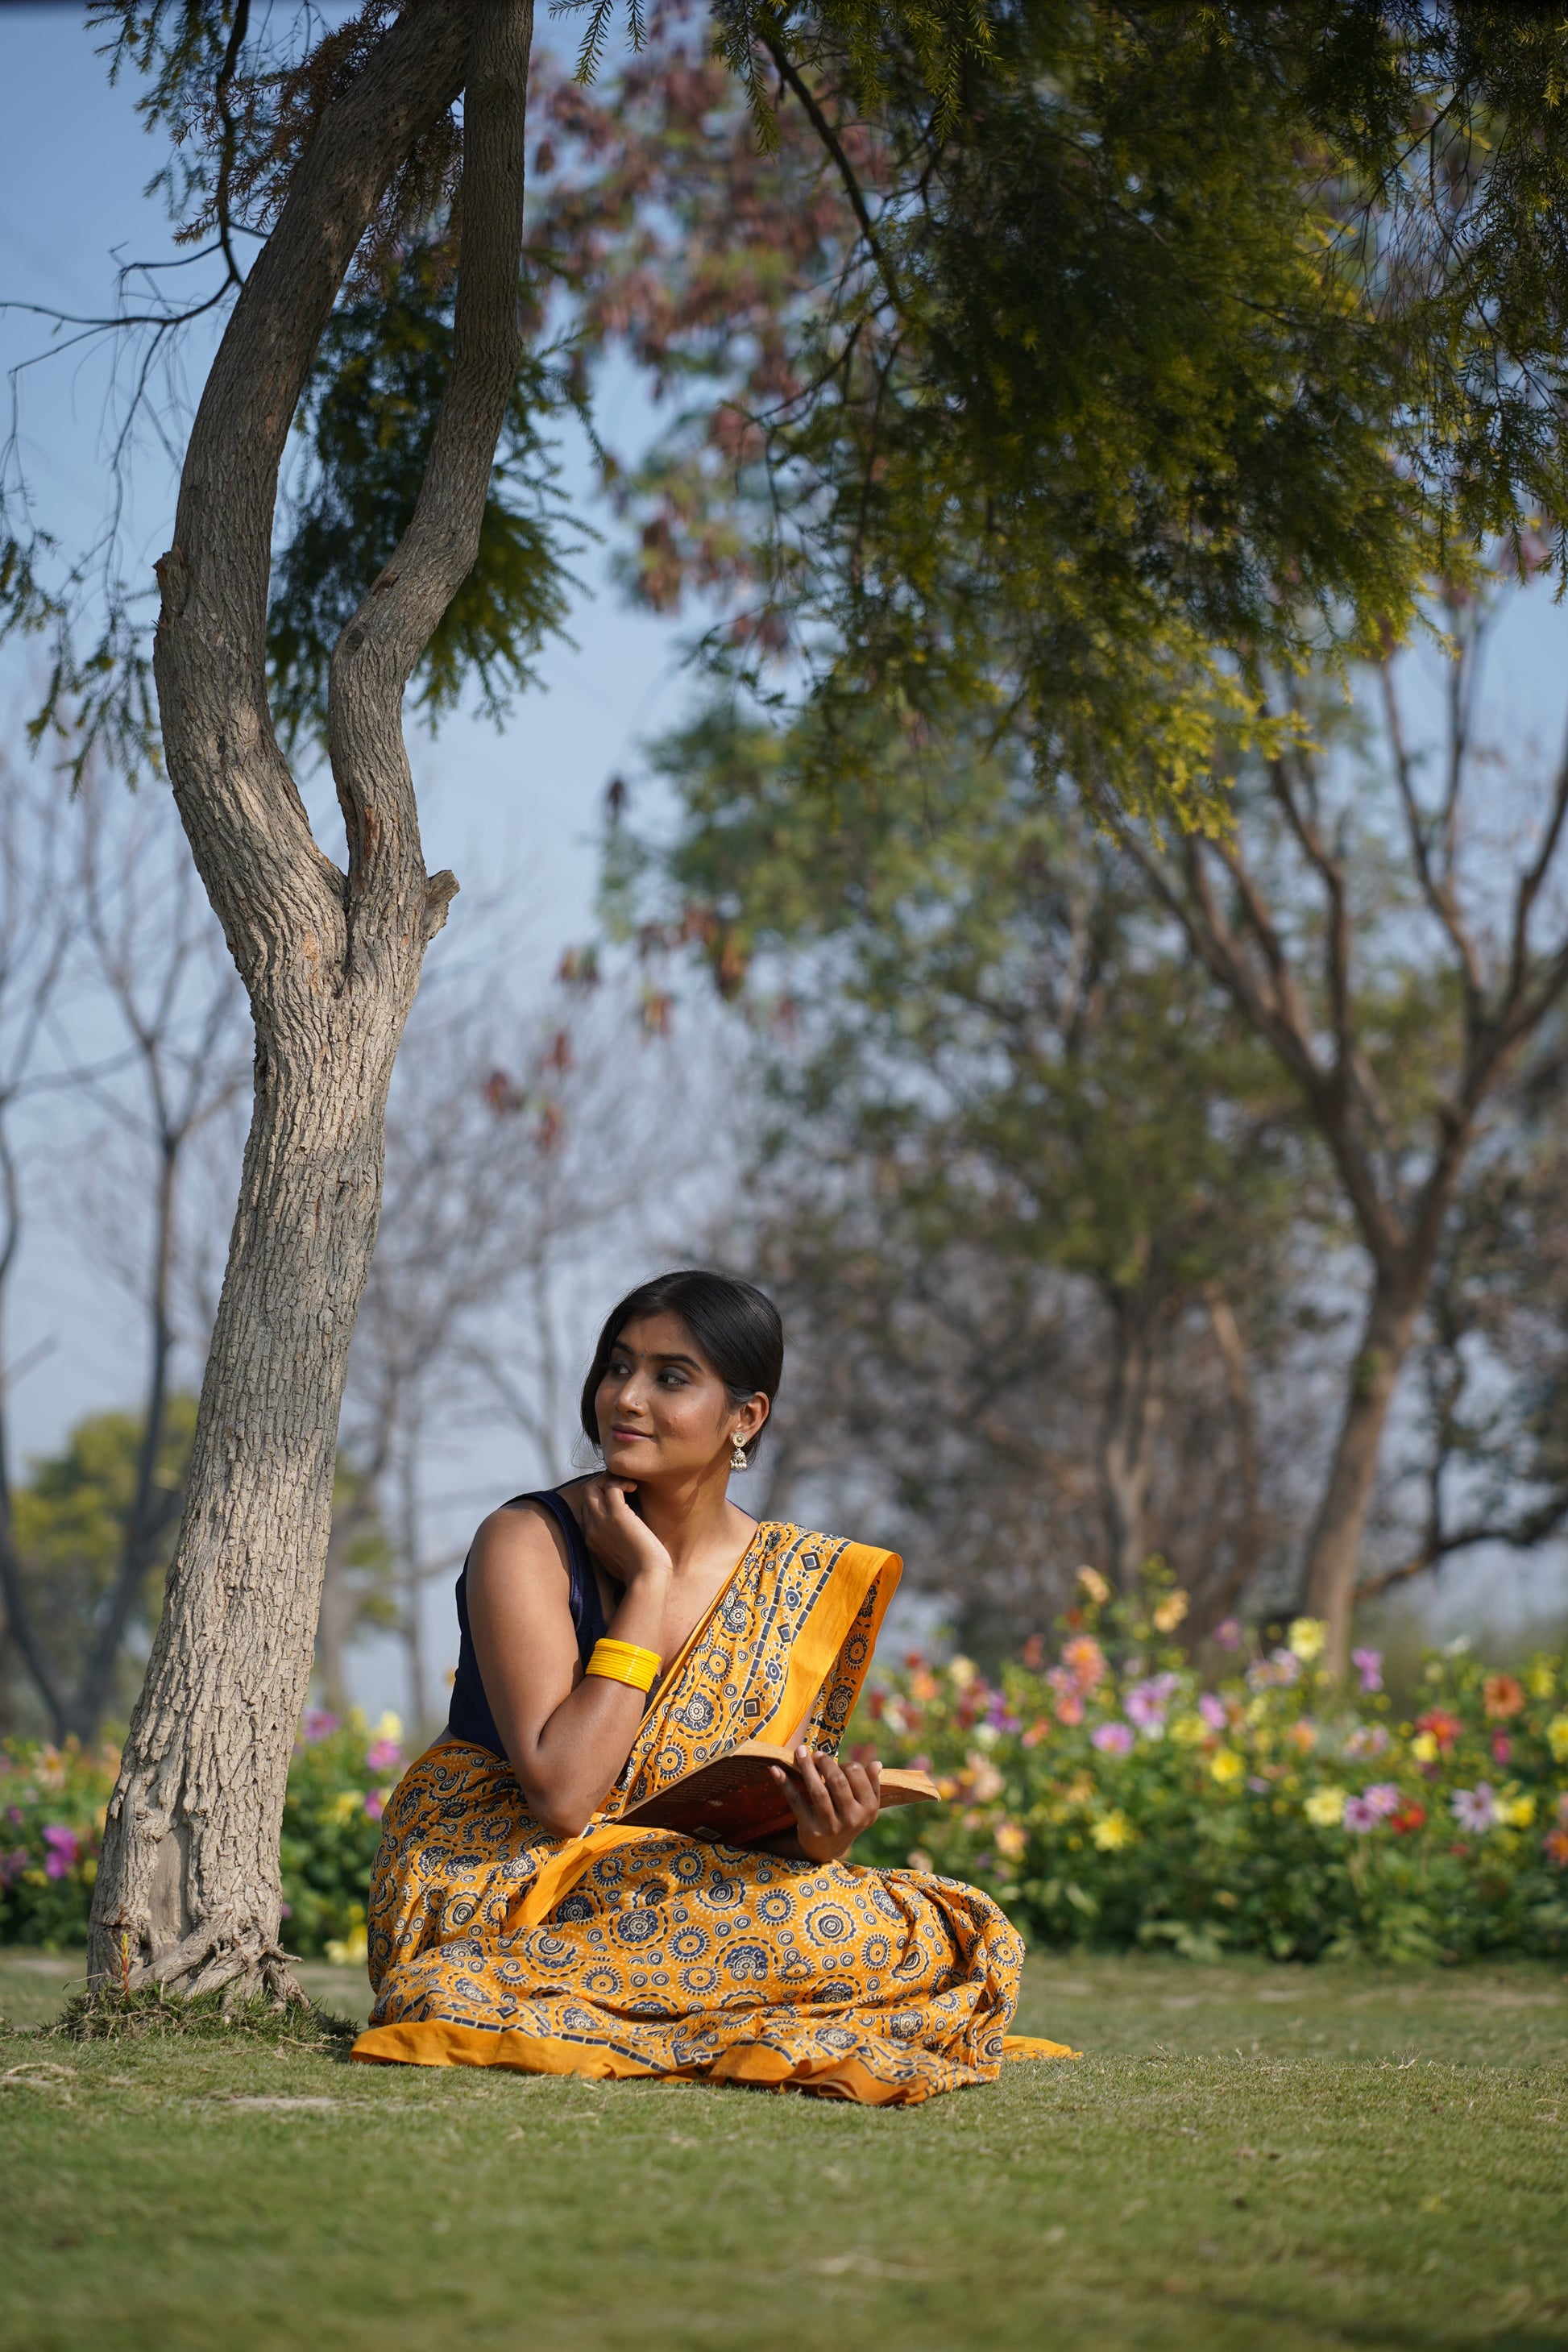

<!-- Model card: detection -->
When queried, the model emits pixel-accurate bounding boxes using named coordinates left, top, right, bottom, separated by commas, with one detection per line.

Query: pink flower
left=1198, top=1694, right=1228, bottom=1732
left=1363, top=1782, right=1401, bottom=1817
left=1450, top=1785, right=1497, bottom=1833
left=302, top=1710, right=339, bottom=1743
left=364, top=1790, right=386, bottom=1821
left=0, top=1846, right=29, bottom=1888
left=1213, top=1619, right=1242, bottom=1649
left=1125, top=1673, right=1180, bottom=1732
left=366, top=1739, right=402, bottom=1773
left=1351, top=1647, right=1383, bottom=1694
left=1091, top=1721, right=1135, bottom=1757
left=42, top=1823, right=81, bottom=1879
left=1490, top=1732, right=1512, bottom=1766
left=1345, top=1724, right=1389, bottom=1758
left=1342, top=1795, right=1379, bottom=1832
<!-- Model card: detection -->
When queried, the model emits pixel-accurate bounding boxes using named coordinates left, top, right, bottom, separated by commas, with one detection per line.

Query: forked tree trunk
left=89, top=0, right=532, bottom=1998
left=1301, top=1276, right=1421, bottom=1677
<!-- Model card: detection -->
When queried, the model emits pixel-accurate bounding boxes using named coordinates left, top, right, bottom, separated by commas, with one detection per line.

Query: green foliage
left=633, top=700, right=1307, bottom=1292
left=853, top=1570, right=1568, bottom=1963
left=268, top=263, right=584, bottom=745
left=10, top=1400, right=196, bottom=1589
left=1, top=1397, right=196, bottom=1728
left=0, top=1707, right=409, bottom=1960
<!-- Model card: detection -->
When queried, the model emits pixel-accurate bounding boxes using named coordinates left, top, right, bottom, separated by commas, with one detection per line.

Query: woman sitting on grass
left=353, top=1269, right=1072, bottom=2104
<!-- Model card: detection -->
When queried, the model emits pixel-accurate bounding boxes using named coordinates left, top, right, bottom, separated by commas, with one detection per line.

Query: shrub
left=1, top=1709, right=409, bottom=1961
left=850, top=1570, right=1568, bottom=1962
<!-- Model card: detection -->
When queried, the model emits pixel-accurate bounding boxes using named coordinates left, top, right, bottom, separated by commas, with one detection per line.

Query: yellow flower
left=948, top=1655, right=978, bottom=1690
left=1548, top=1716, right=1568, bottom=1764
left=1305, top=1787, right=1346, bottom=1827
left=1171, top=1713, right=1209, bottom=1747
left=372, top=1710, right=404, bottom=1744
left=1092, top=1810, right=1136, bottom=1852
left=1288, top=1618, right=1327, bottom=1662
left=328, top=1789, right=362, bottom=1825
left=1527, top=1661, right=1555, bottom=1701
left=1411, top=1731, right=1440, bottom=1764
left=325, top=1924, right=368, bottom=1966
left=1507, top=1795, right=1537, bottom=1828
left=1209, top=1748, right=1245, bottom=1786
left=993, top=1819, right=1028, bottom=1860
left=1076, top=1566, right=1111, bottom=1607
left=1152, top=1591, right=1190, bottom=1633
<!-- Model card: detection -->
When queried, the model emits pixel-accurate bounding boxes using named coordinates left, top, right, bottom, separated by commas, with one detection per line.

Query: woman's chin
left=603, top=1443, right=657, bottom=1479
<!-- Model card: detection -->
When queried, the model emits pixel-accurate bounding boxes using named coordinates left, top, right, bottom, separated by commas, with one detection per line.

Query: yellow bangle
left=585, top=1639, right=662, bottom=1693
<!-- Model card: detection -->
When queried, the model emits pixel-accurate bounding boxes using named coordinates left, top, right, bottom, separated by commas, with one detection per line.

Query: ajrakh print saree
left=352, top=1520, right=1074, bottom=2104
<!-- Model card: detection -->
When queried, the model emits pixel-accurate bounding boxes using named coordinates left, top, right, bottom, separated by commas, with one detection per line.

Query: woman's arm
left=465, top=1483, right=670, bottom=1838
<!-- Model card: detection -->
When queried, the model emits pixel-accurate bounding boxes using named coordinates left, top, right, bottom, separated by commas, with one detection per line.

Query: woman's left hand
left=770, top=1747, right=881, bottom=1865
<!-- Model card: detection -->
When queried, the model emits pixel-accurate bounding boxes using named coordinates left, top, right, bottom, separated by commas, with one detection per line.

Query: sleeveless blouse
left=446, top=1488, right=620, bottom=1759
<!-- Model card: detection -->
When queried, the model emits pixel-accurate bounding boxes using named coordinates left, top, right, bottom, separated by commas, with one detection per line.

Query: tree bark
left=1301, top=1277, right=1421, bottom=1675
left=1100, top=1295, right=1163, bottom=1592
left=88, top=0, right=533, bottom=1998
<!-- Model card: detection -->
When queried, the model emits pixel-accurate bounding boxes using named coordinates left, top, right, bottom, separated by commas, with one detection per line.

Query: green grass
left=2, top=1947, right=1566, bottom=2351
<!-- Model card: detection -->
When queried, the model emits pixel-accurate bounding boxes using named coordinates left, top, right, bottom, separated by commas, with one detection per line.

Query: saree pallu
left=352, top=1520, right=1073, bottom=2105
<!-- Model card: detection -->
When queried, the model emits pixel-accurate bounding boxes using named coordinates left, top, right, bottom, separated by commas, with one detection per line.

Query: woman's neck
left=632, top=1470, right=745, bottom=1574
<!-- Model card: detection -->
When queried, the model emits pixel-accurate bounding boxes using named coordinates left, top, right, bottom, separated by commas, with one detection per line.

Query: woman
left=353, top=1269, right=1072, bottom=2104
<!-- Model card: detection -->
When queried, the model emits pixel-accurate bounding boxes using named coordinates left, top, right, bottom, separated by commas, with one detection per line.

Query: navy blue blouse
left=446, top=1488, right=620, bottom=1760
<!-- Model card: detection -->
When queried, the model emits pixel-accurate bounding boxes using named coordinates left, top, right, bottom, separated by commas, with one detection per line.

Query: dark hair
left=579, top=1270, right=784, bottom=1464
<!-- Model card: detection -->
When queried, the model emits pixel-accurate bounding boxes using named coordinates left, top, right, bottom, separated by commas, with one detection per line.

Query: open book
left=617, top=1740, right=938, bottom=1845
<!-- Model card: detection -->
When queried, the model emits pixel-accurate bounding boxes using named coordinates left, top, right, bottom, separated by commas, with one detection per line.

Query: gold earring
left=730, top=1433, right=749, bottom=1471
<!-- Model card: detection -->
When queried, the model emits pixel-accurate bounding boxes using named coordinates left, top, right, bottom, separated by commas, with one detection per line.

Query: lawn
left=2, top=1947, right=1566, bottom=2351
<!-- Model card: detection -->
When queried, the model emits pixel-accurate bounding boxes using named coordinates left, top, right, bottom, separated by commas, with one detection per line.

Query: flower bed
left=8, top=1586, right=1567, bottom=1968
left=851, top=1571, right=1568, bottom=1962
left=0, top=1709, right=408, bottom=1962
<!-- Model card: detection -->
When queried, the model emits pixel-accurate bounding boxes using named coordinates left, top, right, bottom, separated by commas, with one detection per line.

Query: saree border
left=351, top=2015, right=1075, bottom=2097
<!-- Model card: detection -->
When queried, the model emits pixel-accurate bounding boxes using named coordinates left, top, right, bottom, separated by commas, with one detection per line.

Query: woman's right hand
left=578, top=1475, right=673, bottom=1590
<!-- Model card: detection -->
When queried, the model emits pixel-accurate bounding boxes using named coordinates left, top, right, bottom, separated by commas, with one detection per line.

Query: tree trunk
left=1302, top=1277, right=1421, bottom=1675
left=89, top=995, right=413, bottom=1996
left=1100, top=1296, right=1164, bottom=1592
left=88, top=0, right=532, bottom=1999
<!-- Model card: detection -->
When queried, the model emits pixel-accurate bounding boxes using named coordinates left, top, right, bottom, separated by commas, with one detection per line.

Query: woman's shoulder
left=471, top=1490, right=579, bottom=1569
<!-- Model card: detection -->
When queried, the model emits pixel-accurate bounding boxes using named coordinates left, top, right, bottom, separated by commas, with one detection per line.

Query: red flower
left=1416, top=1709, right=1462, bottom=1753
left=1544, top=1828, right=1568, bottom=1869
left=1390, top=1802, right=1427, bottom=1836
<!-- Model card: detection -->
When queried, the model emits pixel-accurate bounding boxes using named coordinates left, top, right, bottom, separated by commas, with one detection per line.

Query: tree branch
left=328, top=0, right=534, bottom=954
left=153, top=0, right=474, bottom=985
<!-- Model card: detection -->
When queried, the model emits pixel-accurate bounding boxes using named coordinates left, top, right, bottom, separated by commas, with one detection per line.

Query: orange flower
left=1415, top=1709, right=1462, bottom=1753
left=1062, top=1636, right=1107, bottom=1695
left=1483, top=1674, right=1527, bottom=1723
left=1544, top=1827, right=1568, bottom=1868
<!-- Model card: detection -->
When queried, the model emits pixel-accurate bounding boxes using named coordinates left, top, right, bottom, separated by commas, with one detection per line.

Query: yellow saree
left=352, top=1520, right=1073, bottom=2104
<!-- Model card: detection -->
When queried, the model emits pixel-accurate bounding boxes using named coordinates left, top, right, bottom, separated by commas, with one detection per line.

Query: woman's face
left=595, top=1311, right=766, bottom=1484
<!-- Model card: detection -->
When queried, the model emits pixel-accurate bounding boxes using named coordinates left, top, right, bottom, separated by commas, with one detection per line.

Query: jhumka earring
left=729, top=1433, right=749, bottom=1471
